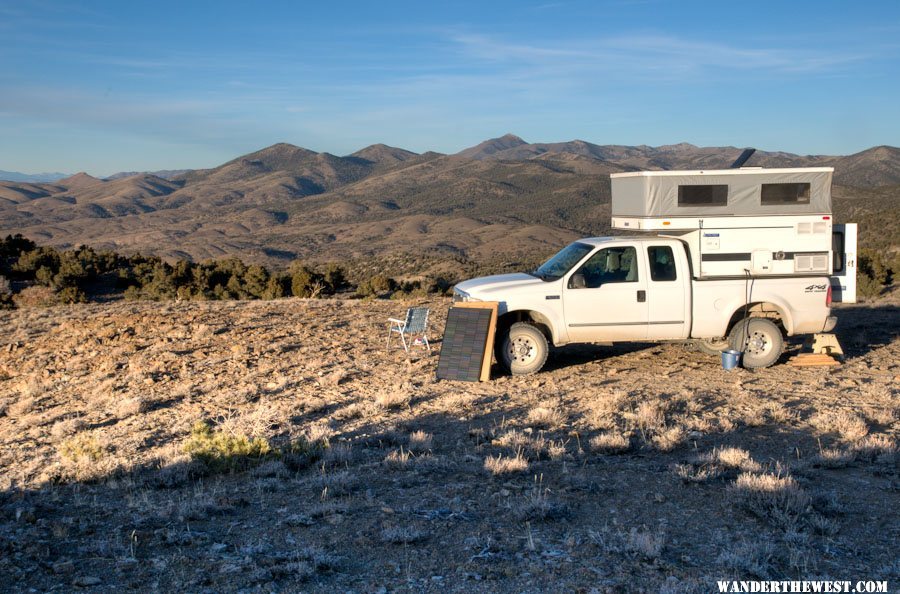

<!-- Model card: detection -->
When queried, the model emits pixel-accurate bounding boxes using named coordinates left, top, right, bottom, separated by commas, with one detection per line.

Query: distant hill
left=0, top=170, right=70, bottom=183
left=106, top=169, right=192, bottom=181
left=1, top=136, right=897, bottom=276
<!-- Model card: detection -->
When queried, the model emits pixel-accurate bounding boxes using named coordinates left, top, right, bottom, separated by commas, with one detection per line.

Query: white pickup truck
left=453, top=236, right=837, bottom=374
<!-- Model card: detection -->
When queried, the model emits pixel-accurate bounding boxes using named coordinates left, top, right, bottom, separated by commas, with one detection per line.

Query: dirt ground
left=0, top=296, right=897, bottom=593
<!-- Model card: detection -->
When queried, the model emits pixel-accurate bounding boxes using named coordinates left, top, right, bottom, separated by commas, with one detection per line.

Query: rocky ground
left=0, top=297, right=897, bottom=593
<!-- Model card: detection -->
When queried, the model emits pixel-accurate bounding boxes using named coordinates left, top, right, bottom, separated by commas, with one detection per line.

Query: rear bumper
left=822, top=316, right=837, bottom=333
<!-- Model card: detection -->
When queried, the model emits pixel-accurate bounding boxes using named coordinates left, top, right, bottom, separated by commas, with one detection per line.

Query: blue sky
left=1, top=0, right=898, bottom=176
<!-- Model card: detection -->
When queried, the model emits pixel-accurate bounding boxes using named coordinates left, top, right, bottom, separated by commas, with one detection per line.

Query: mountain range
left=1, top=135, right=898, bottom=277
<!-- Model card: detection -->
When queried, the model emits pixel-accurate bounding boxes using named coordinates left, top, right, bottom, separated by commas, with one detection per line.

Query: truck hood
left=455, top=273, right=547, bottom=298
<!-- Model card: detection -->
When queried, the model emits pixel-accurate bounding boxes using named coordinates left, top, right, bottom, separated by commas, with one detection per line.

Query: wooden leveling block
left=788, top=333, right=844, bottom=367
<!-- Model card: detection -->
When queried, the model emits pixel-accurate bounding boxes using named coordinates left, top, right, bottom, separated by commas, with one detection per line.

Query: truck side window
left=571, top=246, right=638, bottom=288
left=648, top=246, right=676, bottom=281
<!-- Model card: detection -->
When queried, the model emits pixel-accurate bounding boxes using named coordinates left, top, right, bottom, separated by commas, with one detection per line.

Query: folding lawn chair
left=387, top=307, right=430, bottom=352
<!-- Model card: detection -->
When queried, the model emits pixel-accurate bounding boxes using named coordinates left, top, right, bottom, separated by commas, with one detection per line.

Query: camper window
left=760, top=183, right=810, bottom=205
left=678, top=185, right=728, bottom=207
left=832, top=231, right=845, bottom=273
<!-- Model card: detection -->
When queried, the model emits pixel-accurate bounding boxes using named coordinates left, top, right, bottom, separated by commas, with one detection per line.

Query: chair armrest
left=388, top=318, right=405, bottom=324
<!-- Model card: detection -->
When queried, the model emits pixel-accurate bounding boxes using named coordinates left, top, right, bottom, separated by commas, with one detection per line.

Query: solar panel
left=436, top=302, right=498, bottom=382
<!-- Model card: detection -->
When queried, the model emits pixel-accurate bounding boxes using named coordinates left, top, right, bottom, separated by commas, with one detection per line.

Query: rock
left=73, top=576, right=101, bottom=587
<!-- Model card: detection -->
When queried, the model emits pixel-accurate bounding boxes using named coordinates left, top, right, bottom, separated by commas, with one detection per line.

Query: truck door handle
left=637, top=290, right=646, bottom=303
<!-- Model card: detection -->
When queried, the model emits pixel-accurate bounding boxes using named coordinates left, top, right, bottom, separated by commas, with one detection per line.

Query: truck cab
left=454, top=236, right=694, bottom=374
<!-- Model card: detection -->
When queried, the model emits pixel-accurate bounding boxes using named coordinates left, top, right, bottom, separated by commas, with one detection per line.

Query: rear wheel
left=728, top=318, right=784, bottom=369
left=497, top=322, right=549, bottom=375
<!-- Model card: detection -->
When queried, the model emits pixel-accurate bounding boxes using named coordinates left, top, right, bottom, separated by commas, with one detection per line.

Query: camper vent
left=797, top=222, right=828, bottom=235
left=795, top=253, right=829, bottom=273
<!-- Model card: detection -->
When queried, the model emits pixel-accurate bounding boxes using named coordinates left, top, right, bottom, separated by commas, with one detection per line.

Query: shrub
left=289, top=262, right=325, bottom=298
left=322, top=263, right=348, bottom=293
left=56, top=286, right=88, bottom=304
left=243, top=264, right=269, bottom=298
left=12, top=285, right=59, bottom=308
left=59, top=433, right=104, bottom=463
left=183, top=420, right=273, bottom=472
left=356, top=274, right=396, bottom=298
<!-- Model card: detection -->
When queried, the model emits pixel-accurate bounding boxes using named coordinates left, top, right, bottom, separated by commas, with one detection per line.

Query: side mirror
left=570, top=273, right=586, bottom=289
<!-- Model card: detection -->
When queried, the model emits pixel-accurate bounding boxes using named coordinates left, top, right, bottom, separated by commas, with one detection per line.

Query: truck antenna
left=730, top=148, right=756, bottom=168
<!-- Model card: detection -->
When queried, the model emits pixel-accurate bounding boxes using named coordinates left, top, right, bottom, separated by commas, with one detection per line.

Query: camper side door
left=831, top=223, right=857, bottom=304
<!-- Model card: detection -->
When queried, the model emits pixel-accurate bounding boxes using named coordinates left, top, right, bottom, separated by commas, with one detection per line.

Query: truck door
left=831, top=223, right=857, bottom=303
left=645, top=244, right=690, bottom=339
left=563, top=245, right=649, bottom=341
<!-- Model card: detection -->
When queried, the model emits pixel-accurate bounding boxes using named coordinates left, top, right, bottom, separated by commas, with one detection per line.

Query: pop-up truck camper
left=453, top=156, right=857, bottom=374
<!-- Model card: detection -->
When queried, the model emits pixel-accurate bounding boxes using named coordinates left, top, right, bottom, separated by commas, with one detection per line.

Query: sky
left=1, top=0, right=898, bottom=176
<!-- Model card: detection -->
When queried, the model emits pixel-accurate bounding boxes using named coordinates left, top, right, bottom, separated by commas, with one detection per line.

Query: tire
left=497, top=322, right=549, bottom=375
left=727, top=318, right=784, bottom=369
left=696, top=338, right=729, bottom=356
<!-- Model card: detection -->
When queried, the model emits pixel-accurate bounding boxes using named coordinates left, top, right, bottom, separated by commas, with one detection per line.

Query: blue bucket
left=721, top=349, right=742, bottom=370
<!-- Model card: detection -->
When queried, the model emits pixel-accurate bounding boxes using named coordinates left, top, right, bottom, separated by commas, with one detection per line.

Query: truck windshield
left=531, top=242, right=594, bottom=281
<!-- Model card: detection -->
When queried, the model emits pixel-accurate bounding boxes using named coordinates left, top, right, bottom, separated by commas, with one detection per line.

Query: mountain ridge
left=2, top=136, right=897, bottom=274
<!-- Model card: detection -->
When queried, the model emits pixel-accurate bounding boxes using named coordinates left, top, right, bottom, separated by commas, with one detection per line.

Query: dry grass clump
left=57, top=432, right=114, bottom=482
left=183, top=420, right=273, bottom=472
left=322, top=442, right=354, bottom=466
left=852, top=434, right=897, bottom=462
left=380, top=526, right=428, bottom=544
left=812, top=447, right=855, bottom=468
left=526, top=403, right=566, bottom=429
left=588, top=431, right=631, bottom=454
left=515, top=477, right=569, bottom=521
left=50, top=417, right=87, bottom=440
left=728, top=472, right=811, bottom=518
left=303, top=422, right=333, bottom=446
left=715, top=447, right=762, bottom=473
left=383, top=447, right=413, bottom=468
left=218, top=402, right=281, bottom=439
left=59, top=433, right=104, bottom=463
left=651, top=426, right=685, bottom=452
left=491, top=429, right=562, bottom=460
left=623, top=526, right=665, bottom=559
left=585, top=392, right=628, bottom=429
left=674, top=463, right=722, bottom=483
left=375, top=387, right=411, bottom=410
left=116, top=396, right=147, bottom=418
left=716, top=540, right=774, bottom=578
left=407, top=430, right=433, bottom=453
left=810, top=410, right=869, bottom=442
left=332, top=401, right=371, bottom=421
left=635, top=400, right=666, bottom=434
left=484, top=451, right=529, bottom=475
left=7, top=396, right=36, bottom=419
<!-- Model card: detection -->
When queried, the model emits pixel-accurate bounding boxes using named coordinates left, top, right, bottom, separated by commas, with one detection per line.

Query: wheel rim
left=508, top=335, right=538, bottom=365
left=743, top=328, right=772, bottom=358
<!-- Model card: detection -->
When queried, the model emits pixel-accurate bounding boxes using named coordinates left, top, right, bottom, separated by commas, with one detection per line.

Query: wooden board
left=436, top=302, right=498, bottom=382
left=787, top=353, right=840, bottom=367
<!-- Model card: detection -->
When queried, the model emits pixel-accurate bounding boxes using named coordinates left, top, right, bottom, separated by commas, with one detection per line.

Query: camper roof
left=610, top=167, right=834, bottom=179
left=610, top=167, right=833, bottom=218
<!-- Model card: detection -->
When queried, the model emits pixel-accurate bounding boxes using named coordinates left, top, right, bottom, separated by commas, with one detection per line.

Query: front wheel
left=497, top=322, right=549, bottom=375
left=727, top=318, right=784, bottom=369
